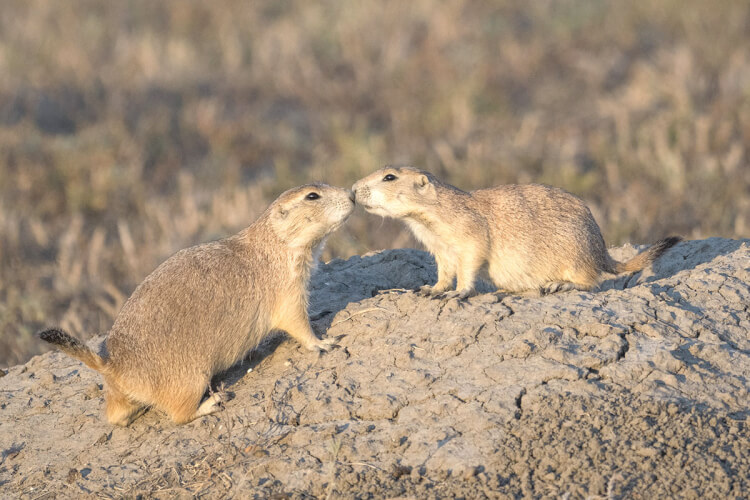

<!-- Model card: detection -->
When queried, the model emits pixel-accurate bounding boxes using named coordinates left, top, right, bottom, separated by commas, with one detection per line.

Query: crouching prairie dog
left=353, top=166, right=680, bottom=299
left=40, top=183, right=354, bottom=426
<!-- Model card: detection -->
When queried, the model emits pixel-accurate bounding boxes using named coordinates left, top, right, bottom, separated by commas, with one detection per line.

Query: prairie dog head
left=270, top=183, right=354, bottom=248
left=352, top=166, right=438, bottom=219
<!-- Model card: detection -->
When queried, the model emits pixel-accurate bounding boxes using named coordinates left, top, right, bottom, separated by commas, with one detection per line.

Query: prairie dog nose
left=352, top=183, right=369, bottom=201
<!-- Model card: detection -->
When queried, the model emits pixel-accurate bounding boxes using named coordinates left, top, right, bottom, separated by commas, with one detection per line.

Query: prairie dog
left=353, top=166, right=680, bottom=299
left=40, top=183, right=354, bottom=426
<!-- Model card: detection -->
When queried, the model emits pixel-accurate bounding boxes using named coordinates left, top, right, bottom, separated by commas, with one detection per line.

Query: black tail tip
left=659, top=236, right=683, bottom=249
left=39, top=327, right=75, bottom=347
left=651, top=236, right=683, bottom=257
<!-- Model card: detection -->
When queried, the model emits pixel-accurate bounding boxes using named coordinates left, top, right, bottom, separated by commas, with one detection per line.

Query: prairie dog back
left=41, top=183, right=354, bottom=426
left=353, top=166, right=680, bottom=298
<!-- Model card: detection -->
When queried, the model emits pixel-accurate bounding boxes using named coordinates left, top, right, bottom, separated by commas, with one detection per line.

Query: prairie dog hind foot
left=541, top=281, right=581, bottom=295
left=309, top=336, right=339, bottom=353
left=416, top=285, right=477, bottom=301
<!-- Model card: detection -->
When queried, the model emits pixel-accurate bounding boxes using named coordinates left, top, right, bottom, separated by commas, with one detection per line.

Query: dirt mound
left=1, top=238, right=748, bottom=498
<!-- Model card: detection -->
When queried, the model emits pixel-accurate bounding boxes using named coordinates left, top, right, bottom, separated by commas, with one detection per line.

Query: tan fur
left=40, top=184, right=354, bottom=426
left=353, top=166, right=681, bottom=298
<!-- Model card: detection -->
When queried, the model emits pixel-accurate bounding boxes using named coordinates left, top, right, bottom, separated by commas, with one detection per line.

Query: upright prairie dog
left=40, top=183, right=354, bottom=426
left=353, top=166, right=680, bottom=299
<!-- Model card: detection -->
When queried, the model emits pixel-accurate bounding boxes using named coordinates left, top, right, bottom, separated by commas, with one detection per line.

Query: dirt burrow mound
left=1, top=238, right=748, bottom=498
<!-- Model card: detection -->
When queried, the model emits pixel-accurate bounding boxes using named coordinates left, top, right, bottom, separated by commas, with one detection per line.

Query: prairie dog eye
left=306, top=192, right=320, bottom=200
left=383, top=174, right=397, bottom=182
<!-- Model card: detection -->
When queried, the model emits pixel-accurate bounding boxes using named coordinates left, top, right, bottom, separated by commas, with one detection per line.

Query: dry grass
left=1, top=0, right=749, bottom=367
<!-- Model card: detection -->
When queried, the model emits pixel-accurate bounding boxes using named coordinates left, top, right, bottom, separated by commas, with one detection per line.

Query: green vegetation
left=1, top=0, right=749, bottom=367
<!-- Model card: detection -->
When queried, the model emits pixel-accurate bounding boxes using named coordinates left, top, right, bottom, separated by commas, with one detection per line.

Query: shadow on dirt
left=211, top=239, right=748, bottom=395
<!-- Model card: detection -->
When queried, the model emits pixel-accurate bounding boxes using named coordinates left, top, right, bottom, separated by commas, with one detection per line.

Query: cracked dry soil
left=1, top=238, right=749, bottom=498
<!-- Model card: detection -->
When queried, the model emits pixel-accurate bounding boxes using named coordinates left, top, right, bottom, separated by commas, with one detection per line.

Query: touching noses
left=351, top=181, right=366, bottom=203
left=351, top=181, right=360, bottom=201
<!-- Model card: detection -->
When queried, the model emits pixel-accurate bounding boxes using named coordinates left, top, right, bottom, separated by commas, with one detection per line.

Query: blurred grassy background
left=1, top=0, right=749, bottom=368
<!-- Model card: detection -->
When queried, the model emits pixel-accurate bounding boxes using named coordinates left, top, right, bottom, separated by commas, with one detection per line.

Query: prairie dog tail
left=609, top=236, right=682, bottom=274
left=39, top=328, right=107, bottom=372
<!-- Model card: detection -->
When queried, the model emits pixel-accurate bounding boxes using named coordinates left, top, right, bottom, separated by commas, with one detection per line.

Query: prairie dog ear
left=415, top=175, right=436, bottom=198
